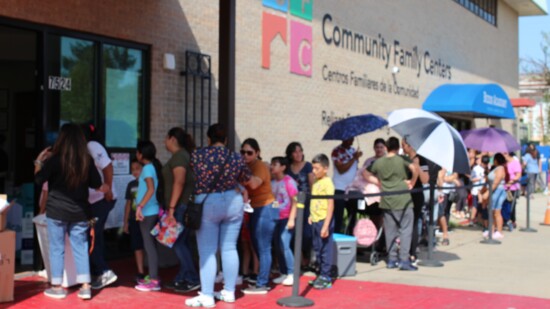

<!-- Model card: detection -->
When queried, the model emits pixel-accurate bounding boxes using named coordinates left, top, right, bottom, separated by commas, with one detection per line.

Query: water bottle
left=358, top=198, right=366, bottom=210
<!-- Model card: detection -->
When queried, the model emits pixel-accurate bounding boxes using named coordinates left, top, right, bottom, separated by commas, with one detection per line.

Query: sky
left=519, top=0, right=550, bottom=72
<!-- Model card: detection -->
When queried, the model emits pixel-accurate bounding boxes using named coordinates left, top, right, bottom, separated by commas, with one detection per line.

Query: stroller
left=354, top=209, right=385, bottom=266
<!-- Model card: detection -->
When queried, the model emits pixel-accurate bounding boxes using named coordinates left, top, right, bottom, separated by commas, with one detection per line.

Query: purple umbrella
left=460, top=127, right=520, bottom=153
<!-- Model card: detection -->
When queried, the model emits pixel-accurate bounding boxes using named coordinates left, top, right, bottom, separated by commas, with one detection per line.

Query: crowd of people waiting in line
left=33, top=122, right=545, bottom=306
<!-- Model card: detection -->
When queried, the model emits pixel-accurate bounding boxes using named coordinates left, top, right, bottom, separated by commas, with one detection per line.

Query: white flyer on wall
left=111, top=152, right=130, bottom=175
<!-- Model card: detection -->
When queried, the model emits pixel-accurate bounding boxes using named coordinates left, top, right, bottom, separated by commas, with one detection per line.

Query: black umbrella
left=388, top=108, right=470, bottom=174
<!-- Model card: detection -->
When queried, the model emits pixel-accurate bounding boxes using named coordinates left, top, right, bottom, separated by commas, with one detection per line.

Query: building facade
left=518, top=73, right=550, bottom=142
left=0, top=0, right=546, bottom=266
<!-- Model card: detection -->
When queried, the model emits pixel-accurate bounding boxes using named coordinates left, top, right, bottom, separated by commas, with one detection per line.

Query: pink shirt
left=506, top=159, right=522, bottom=191
left=271, top=175, right=298, bottom=219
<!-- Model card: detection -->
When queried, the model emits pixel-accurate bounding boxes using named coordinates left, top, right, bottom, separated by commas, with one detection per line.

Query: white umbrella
left=388, top=108, right=470, bottom=174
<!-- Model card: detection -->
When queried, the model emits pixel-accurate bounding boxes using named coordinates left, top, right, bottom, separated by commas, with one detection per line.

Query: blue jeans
left=46, top=218, right=91, bottom=285
left=196, top=190, right=243, bottom=297
left=174, top=204, right=199, bottom=284
left=90, top=198, right=116, bottom=276
left=300, top=199, right=313, bottom=260
left=250, top=203, right=278, bottom=287
left=311, top=219, right=334, bottom=279
left=274, top=219, right=294, bottom=275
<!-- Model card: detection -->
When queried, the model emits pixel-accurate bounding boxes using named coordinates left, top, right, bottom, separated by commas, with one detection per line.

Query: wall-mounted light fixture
left=392, top=66, right=400, bottom=74
left=163, top=53, right=176, bottom=70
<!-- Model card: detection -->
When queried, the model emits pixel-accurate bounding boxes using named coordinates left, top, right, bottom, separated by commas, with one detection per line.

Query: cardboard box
left=0, top=194, right=14, bottom=232
left=0, top=230, right=15, bottom=303
left=0, top=211, right=6, bottom=232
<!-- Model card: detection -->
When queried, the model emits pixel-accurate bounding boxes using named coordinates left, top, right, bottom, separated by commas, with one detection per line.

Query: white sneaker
left=91, top=270, right=118, bottom=290
left=272, top=275, right=286, bottom=284
left=244, top=202, right=254, bottom=213
left=282, top=275, right=294, bottom=286
left=214, top=272, right=224, bottom=284
left=37, top=269, right=48, bottom=279
left=185, top=292, right=215, bottom=308
left=214, top=289, right=235, bottom=303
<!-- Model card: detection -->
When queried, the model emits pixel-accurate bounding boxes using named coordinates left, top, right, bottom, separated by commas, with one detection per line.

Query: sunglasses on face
left=240, top=150, right=254, bottom=156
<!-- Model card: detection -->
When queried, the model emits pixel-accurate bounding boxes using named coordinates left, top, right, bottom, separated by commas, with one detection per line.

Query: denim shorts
left=491, top=187, right=506, bottom=211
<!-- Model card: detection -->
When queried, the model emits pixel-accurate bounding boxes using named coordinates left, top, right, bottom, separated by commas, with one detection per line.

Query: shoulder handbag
left=506, top=190, right=514, bottom=202
left=184, top=152, right=229, bottom=230
left=447, top=191, right=457, bottom=203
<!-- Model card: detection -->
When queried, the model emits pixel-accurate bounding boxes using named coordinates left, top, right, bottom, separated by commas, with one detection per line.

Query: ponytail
left=152, top=158, right=165, bottom=207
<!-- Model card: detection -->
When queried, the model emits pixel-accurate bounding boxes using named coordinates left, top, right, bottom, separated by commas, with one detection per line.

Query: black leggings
left=333, top=190, right=358, bottom=235
left=409, top=194, right=424, bottom=258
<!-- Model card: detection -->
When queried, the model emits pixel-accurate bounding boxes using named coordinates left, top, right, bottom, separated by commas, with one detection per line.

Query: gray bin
left=332, top=233, right=356, bottom=277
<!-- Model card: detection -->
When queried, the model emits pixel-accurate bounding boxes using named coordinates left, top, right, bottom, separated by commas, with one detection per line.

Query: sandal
left=441, top=238, right=450, bottom=246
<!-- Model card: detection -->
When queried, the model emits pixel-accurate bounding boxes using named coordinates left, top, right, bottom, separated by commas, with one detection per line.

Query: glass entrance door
left=45, top=35, right=95, bottom=142
left=44, top=35, right=145, bottom=148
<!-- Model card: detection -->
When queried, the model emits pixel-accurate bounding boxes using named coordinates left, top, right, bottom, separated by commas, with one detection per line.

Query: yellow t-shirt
left=310, top=176, right=335, bottom=222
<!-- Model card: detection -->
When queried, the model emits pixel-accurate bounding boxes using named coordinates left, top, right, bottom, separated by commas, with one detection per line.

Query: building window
left=453, top=0, right=497, bottom=26
left=447, top=118, right=472, bottom=132
left=45, top=35, right=96, bottom=139
left=103, top=45, right=144, bottom=148
left=44, top=33, right=148, bottom=149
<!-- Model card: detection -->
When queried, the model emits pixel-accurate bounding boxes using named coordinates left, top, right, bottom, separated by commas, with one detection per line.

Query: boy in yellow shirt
left=308, top=154, right=335, bottom=289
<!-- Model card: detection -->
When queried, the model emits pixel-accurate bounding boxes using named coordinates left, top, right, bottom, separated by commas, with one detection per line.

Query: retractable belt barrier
left=309, top=182, right=486, bottom=200
left=277, top=181, right=529, bottom=307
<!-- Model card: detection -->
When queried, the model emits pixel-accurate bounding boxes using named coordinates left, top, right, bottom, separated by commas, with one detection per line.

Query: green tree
left=521, top=31, right=550, bottom=143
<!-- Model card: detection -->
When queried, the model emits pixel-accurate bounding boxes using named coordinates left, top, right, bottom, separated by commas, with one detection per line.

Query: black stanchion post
left=277, top=191, right=314, bottom=307
left=520, top=190, right=537, bottom=232
left=418, top=178, right=443, bottom=267
left=481, top=181, right=501, bottom=244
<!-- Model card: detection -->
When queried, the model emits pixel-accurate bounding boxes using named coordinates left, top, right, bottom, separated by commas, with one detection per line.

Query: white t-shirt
left=470, top=164, right=485, bottom=195
left=331, top=145, right=358, bottom=191
left=87, top=141, right=117, bottom=204
left=441, top=170, right=455, bottom=194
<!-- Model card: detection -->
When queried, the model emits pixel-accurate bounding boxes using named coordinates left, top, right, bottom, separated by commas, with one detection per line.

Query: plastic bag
left=151, top=212, right=183, bottom=248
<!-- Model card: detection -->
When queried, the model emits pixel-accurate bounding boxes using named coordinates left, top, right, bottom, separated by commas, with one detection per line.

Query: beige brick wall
left=0, top=0, right=219, bottom=161
left=235, top=0, right=519, bottom=165
left=0, top=0, right=520, bottom=164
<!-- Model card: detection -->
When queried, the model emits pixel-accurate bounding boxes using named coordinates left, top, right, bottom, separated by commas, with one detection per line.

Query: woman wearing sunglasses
left=240, top=138, right=277, bottom=295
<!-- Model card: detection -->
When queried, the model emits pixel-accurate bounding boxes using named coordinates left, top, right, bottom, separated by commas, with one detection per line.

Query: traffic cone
left=542, top=200, right=550, bottom=226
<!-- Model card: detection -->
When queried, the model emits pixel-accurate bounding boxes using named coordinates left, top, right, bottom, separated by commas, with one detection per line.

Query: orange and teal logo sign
left=261, top=0, right=313, bottom=77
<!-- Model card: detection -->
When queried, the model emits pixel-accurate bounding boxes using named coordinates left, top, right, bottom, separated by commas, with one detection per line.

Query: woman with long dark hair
left=163, top=127, right=200, bottom=293
left=134, top=140, right=164, bottom=292
left=483, top=153, right=508, bottom=240
left=284, top=142, right=314, bottom=268
left=241, top=138, right=277, bottom=295
left=401, top=138, right=428, bottom=265
left=35, top=123, right=102, bottom=300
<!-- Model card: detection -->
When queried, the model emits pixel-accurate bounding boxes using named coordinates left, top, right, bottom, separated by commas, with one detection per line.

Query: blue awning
left=422, top=84, right=516, bottom=119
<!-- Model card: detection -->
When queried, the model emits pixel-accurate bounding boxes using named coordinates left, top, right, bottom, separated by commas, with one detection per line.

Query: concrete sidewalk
left=348, top=193, right=550, bottom=299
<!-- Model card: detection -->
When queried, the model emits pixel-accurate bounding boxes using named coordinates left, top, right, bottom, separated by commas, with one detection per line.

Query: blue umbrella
left=322, top=114, right=388, bottom=141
